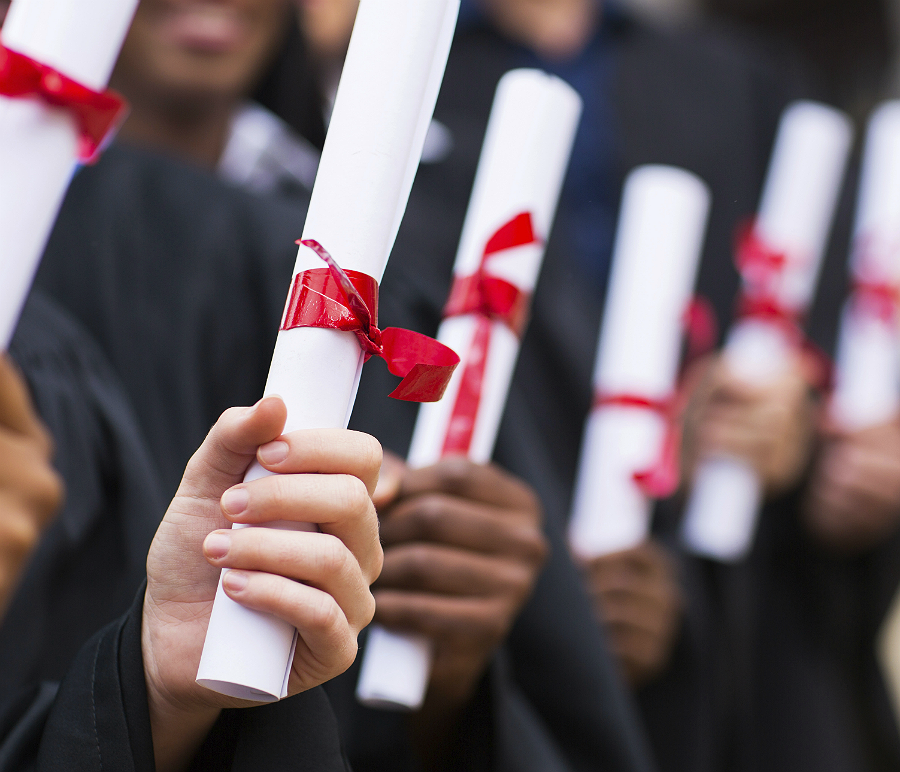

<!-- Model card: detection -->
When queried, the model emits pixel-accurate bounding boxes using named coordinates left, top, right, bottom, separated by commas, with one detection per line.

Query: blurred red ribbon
left=591, top=297, right=717, bottom=499
left=440, top=212, right=541, bottom=455
left=734, top=220, right=833, bottom=389
left=734, top=220, right=803, bottom=340
left=0, top=43, right=127, bottom=162
left=281, top=240, right=459, bottom=402
left=852, top=279, right=900, bottom=325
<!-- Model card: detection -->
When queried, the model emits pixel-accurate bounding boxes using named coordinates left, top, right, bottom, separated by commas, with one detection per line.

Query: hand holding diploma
left=681, top=101, right=852, bottom=562
left=581, top=540, right=683, bottom=688
left=802, top=104, right=900, bottom=554
left=356, top=68, right=581, bottom=711
left=681, top=351, right=818, bottom=498
left=142, top=397, right=382, bottom=771
left=364, top=452, right=546, bottom=763
left=198, top=0, right=461, bottom=700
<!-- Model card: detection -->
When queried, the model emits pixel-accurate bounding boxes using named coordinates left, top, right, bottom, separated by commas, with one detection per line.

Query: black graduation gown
left=34, top=144, right=305, bottom=499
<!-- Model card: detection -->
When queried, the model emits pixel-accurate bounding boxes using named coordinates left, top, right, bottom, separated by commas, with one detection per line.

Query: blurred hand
left=373, top=453, right=546, bottom=750
left=0, top=355, right=64, bottom=619
left=802, top=416, right=900, bottom=555
left=682, top=351, right=817, bottom=497
left=581, top=540, right=683, bottom=688
left=142, top=397, right=382, bottom=772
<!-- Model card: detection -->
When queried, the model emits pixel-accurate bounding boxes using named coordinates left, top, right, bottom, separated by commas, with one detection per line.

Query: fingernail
left=204, top=531, right=231, bottom=559
left=221, top=486, right=249, bottom=516
left=258, top=440, right=289, bottom=465
left=223, top=570, right=248, bottom=592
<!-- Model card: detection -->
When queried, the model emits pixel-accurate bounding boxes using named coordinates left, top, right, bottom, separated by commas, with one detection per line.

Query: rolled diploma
left=0, top=0, right=138, bottom=348
left=356, top=70, right=582, bottom=710
left=196, top=0, right=460, bottom=702
left=830, top=102, right=900, bottom=430
left=567, top=166, right=710, bottom=558
left=681, top=101, right=852, bottom=561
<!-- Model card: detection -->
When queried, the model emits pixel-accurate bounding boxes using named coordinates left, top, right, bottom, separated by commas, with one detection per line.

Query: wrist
left=141, top=604, right=221, bottom=772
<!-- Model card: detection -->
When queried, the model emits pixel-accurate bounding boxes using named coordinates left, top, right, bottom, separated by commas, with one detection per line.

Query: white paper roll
left=0, top=0, right=138, bottom=348
left=356, top=69, right=582, bottom=710
left=567, top=165, right=711, bottom=558
left=197, top=0, right=461, bottom=702
left=682, top=101, right=852, bottom=562
left=830, top=101, right=900, bottom=430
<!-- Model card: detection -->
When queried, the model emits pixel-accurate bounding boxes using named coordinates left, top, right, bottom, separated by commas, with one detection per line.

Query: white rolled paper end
left=0, top=0, right=138, bottom=348
left=681, top=101, right=852, bottom=561
left=355, top=626, right=433, bottom=710
left=357, top=70, right=582, bottom=710
left=197, top=0, right=460, bottom=701
left=567, top=165, right=710, bottom=558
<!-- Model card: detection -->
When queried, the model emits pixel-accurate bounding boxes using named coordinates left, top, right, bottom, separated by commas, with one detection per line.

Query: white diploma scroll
left=197, top=0, right=461, bottom=702
left=356, top=69, right=582, bottom=710
left=681, top=101, right=853, bottom=562
left=0, top=0, right=138, bottom=348
left=567, top=166, right=711, bottom=558
left=830, top=102, right=900, bottom=430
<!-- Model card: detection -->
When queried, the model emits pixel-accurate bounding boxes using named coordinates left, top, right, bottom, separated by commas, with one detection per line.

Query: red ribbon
left=851, top=279, right=900, bottom=325
left=733, top=221, right=802, bottom=332
left=281, top=240, right=460, bottom=402
left=0, top=43, right=127, bottom=162
left=440, top=212, right=541, bottom=455
left=733, top=221, right=834, bottom=389
left=589, top=298, right=718, bottom=499
left=593, top=393, right=683, bottom=498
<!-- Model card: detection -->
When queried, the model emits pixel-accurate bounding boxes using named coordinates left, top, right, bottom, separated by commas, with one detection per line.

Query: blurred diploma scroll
left=0, top=0, right=138, bottom=348
left=567, top=166, right=710, bottom=559
left=830, top=102, right=900, bottom=432
left=681, top=102, right=852, bottom=562
left=356, top=69, right=582, bottom=711
left=196, top=0, right=461, bottom=702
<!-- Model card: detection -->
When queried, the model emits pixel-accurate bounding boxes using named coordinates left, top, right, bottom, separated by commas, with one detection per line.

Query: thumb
left=178, top=396, right=288, bottom=500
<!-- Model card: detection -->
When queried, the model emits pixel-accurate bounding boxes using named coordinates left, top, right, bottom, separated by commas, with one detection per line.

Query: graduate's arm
left=0, top=355, right=63, bottom=619
left=802, top=415, right=900, bottom=555
left=373, top=454, right=548, bottom=768
left=140, top=397, right=382, bottom=771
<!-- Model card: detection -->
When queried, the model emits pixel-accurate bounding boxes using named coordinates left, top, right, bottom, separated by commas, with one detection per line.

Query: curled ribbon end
left=381, top=327, right=460, bottom=402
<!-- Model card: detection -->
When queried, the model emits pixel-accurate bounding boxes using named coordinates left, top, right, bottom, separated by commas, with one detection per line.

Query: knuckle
left=318, top=533, right=351, bottom=574
left=307, top=592, right=343, bottom=633
left=412, top=494, right=448, bottom=536
left=436, top=456, right=474, bottom=494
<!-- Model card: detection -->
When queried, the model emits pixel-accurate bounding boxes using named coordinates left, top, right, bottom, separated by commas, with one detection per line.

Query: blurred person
left=111, top=0, right=320, bottom=195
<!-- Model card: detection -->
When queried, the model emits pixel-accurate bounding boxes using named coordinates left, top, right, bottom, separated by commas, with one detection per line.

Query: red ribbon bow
left=281, top=240, right=459, bottom=402
left=733, top=220, right=834, bottom=389
left=734, top=220, right=804, bottom=341
left=590, top=298, right=717, bottom=499
left=0, top=43, right=127, bottom=162
left=439, top=212, right=541, bottom=455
